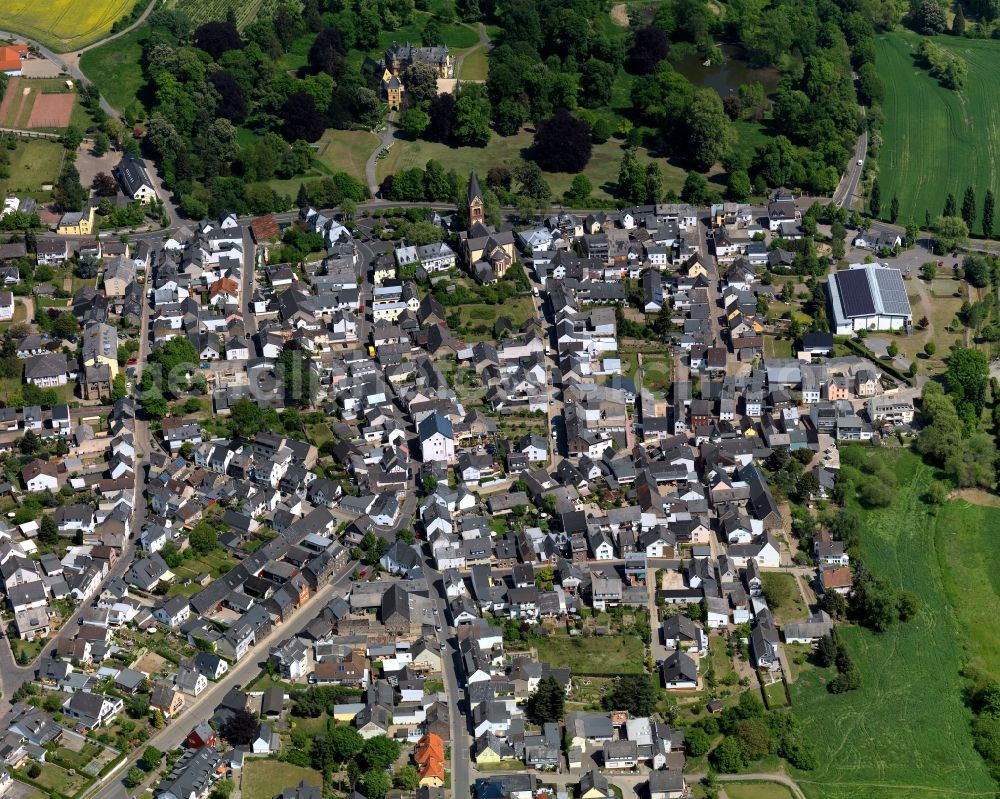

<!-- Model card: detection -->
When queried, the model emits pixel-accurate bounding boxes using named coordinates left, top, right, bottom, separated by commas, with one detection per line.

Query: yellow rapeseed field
left=0, top=0, right=135, bottom=52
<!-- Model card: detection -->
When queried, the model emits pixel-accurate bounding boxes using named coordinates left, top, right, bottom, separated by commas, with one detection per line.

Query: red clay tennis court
left=27, top=92, right=74, bottom=129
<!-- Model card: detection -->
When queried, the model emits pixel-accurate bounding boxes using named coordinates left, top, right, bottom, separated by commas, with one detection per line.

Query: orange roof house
left=820, top=566, right=853, bottom=595
left=414, top=733, right=445, bottom=787
left=0, top=45, right=28, bottom=75
left=208, top=277, right=239, bottom=302
left=250, top=215, right=279, bottom=243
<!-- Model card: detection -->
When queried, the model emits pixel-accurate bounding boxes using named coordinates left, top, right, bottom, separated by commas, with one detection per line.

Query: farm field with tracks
left=790, top=450, right=995, bottom=799
left=876, top=32, right=1000, bottom=231
left=0, top=0, right=134, bottom=51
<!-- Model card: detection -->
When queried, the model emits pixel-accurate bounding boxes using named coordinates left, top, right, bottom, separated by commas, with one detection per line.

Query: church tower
left=467, top=171, right=485, bottom=228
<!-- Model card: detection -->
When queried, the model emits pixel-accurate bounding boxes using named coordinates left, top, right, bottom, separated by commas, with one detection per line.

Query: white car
left=856, top=159, right=863, bottom=166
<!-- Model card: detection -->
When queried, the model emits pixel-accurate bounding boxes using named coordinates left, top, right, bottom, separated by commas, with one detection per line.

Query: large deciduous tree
left=280, top=92, right=326, bottom=143
left=532, top=108, right=592, bottom=172
left=686, top=88, right=735, bottom=170
left=193, top=21, right=244, bottom=59
left=626, top=26, right=669, bottom=74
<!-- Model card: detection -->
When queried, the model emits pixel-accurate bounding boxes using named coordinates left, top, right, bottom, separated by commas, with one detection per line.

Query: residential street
left=83, top=561, right=358, bottom=799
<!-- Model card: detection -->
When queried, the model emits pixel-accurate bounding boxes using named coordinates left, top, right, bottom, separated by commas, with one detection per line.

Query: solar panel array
left=872, top=268, right=911, bottom=317
left=834, top=269, right=876, bottom=317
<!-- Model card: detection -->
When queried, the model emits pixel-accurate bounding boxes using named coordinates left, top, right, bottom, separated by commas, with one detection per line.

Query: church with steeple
left=459, top=171, right=515, bottom=284
left=467, top=171, right=485, bottom=228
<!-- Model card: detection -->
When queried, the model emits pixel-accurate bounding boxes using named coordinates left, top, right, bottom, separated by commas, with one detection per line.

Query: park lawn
left=790, top=449, right=996, bottom=799
left=459, top=46, right=489, bottom=81
left=760, top=572, right=807, bottom=626
left=536, top=631, right=646, bottom=675
left=457, top=296, right=537, bottom=335
left=314, top=128, right=379, bottom=183
left=79, top=25, right=147, bottom=113
left=373, top=15, right=479, bottom=52
left=0, top=0, right=134, bottom=51
left=241, top=760, right=322, bottom=799
left=377, top=130, right=687, bottom=201
left=724, top=782, right=796, bottom=799
left=876, top=32, right=1000, bottom=231
left=276, top=32, right=315, bottom=73
left=935, top=497, right=1000, bottom=681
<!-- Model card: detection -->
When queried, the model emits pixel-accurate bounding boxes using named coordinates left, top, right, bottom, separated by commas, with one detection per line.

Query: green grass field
left=457, top=297, right=537, bottom=336
left=535, top=632, right=646, bottom=675
left=936, top=496, right=1000, bottom=681
left=459, top=46, right=489, bottom=81
left=0, top=0, right=135, bottom=51
left=0, top=138, right=64, bottom=200
left=79, top=26, right=147, bottom=113
left=29, top=762, right=87, bottom=795
left=724, top=782, right=796, bottom=799
left=876, top=32, right=1000, bottom=230
left=314, top=128, right=379, bottom=182
left=790, top=450, right=996, bottom=799
left=240, top=760, right=322, bottom=799
left=760, top=571, right=807, bottom=626
left=377, top=129, right=686, bottom=201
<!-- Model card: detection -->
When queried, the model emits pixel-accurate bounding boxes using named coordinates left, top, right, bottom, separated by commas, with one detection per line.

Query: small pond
left=672, top=44, right=781, bottom=96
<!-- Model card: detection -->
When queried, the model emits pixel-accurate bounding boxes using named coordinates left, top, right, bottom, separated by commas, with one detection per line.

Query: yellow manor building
left=380, top=41, right=455, bottom=109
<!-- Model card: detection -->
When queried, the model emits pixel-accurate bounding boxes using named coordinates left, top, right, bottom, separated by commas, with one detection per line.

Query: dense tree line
left=131, top=1, right=396, bottom=219
left=918, top=38, right=968, bottom=89
left=916, top=353, right=998, bottom=487
left=691, top=693, right=816, bottom=771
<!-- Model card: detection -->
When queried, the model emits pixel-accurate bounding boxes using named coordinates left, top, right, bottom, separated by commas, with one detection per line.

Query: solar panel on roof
left=873, top=268, right=911, bottom=317
left=835, top=269, right=876, bottom=318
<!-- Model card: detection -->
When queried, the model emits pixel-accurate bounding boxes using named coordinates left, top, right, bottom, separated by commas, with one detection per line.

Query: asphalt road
left=834, top=109, right=868, bottom=210
left=83, top=560, right=359, bottom=799
left=0, top=264, right=155, bottom=718
left=421, top=563, right=471, bottom=799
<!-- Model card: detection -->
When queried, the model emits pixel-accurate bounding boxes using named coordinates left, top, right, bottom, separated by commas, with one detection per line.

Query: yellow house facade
left=56, top=206, right=95, bottom=236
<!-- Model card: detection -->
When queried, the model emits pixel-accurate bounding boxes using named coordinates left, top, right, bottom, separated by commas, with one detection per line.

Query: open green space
left=167, top=549, right=237, bottom=595
left=760, top=572, right=807, bottom=626
left=456, top=296, right=537, bottom=336
left=289, top=712, right=330, bottom=737
left=30, top=762, right=88, bottom=795
left=79, top=26, right=147, bottom=113
left=313, top=128, right=379, bottom=182
left=304, top=422, right=334, bottom=448
left=376, top=130, right=687, bottom=201
left=535, top=631, right=646, bottom=675
left=936, top=497, right=1000, bottom=680
left=0, top=0, right=135, bottom=51
left=0, top=139, right=63, bottom=200
left=459, top=46, right=489, bottom=81
left=240, top=760, right=322, bottom=799
left=790, top=450, right=995, bottom=799
left=52, top=742, right=104, bottom=771
left=876, top=32, right=1000, bottom=230
left=723, top=782, right=796, bottom=799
